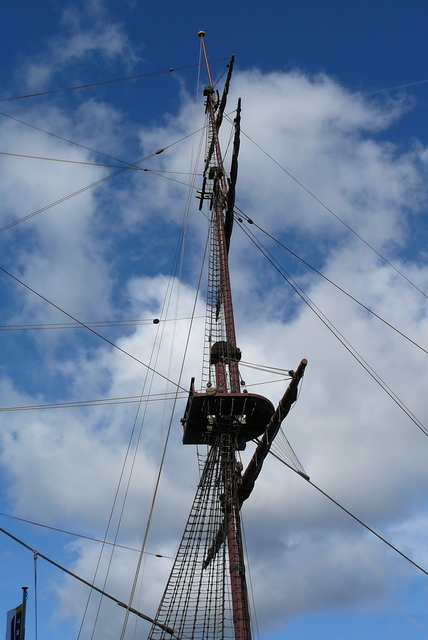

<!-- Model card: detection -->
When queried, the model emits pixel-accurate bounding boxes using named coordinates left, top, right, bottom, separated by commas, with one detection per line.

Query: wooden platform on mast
left=181, top=378, right=275, bottom=446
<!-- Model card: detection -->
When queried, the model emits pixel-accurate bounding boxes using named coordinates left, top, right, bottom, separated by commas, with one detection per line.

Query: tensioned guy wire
left=235, top=211, right=428, bottom=357
left=225, top=114, right=428, bottom=301
left=0, top=265, right=186, bottom=391
left=236, top=219, right=428, bottom=439
left=0, top=126, right=206, bottom=234
left=0, top=526, right=185, bottom=639
left=0, top=59, right=230, bottom=103
left=269, top=449, right=428, bottom=578
left=0, top=510, right=173, bottom=556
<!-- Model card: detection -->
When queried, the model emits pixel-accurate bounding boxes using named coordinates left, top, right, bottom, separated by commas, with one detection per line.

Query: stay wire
left=0, top=59, right=230, bottom=103
left=0, top=150, right=143, bottom=169
left=0, top=316, right=203, bottom=331
left=0, top=125, right=206, bottom=234
left=0, top=151, right=204, bottom=176
left=0, top=93, right=227, bottom=178
left=79, top=321, right=161, bottom=640
left=0, top=109, right=133, bottom=167
left=118, top=100, right=208, bottom=640
left=0, top=510, right=173, bottom=557
left=117, top=263, right=182, bottom=639
left=0, top=526, right=186, bottom=639
left=86, top=259, right=181, bottom=637
left=0, top=392, right=188, bottom=412
left=0, top=265, right=187, bottom=392
left=237, top=211, right=428, bottom=358
left=0, top=164, right=133, bottom=234
left=117, top=302, right=179, bottom=640
left=83, top=122, right=205, bottom=638
left=234, top=121, right=428, bottom=301
left=363, top=77, right=428, bottom=96
left=0, top=112, right=234, bottom=236
left=128, top=159, right=212, bottom=640
left=269, top=450, right=428, bottom=578
left=126, top=56, right=206, bottom=640
left=97, top=257, right=198, bottom=636
left=85, top=389, right=151, bottom=638
left=236, top=220, right=428, bottom=438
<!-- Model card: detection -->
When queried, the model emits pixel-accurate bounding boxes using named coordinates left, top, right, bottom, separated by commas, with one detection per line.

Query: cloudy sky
left=1, top=1, right=428, bottom=639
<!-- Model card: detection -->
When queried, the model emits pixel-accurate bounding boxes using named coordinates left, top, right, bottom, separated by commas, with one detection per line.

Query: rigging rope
left=117, top=91, right=210, bottom=640
left=363, top=77, right=428, bottom=96
left=0, top=392, right=188, bottom=412
left=268, top=449, right=428, bottom=578
left=146, top=437, right=237, bottom=640
left=267, top=427, right=308, bottom=478
left=0, top=59, right=230, bottom=103
left=0, top=109, right=134, bottom=166
left=0, top=163, right=130, bottom=233
left=0, top=316, right=203, bottom=331
left=0, top=265, right=186, bottom=391
left=0, top=526, right=184, bottom=639
left=228, top=116, right=428, bottom=301
left=0, top=150, right=204, bottom=178
left=2, top=448, right=427, bottom=625
left=0, top=150, right=146, bottom=168
left=78, top=333, right=162, bottom=639
left=0, top=124, right=206, bottom=234
left=0, top=510, right=173, bottom=556
left=236, top=218, right=428, bottom=439
left=80, top=102, right=209, bottom=637
left=2, top=52, right=427, bottom=637
left=237, top=211, right=428, bottom=357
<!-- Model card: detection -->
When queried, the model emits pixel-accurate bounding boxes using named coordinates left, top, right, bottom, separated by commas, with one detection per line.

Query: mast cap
left=198, top=30, right=205, bottom=38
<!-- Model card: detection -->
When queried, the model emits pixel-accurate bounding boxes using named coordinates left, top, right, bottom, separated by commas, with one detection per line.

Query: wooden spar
left=198, top=30, right=240, bottom=393
left=239, top=358, right=308, bottom=503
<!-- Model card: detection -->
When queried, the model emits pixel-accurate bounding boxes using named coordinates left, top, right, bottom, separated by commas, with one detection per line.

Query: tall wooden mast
left=147, top=33, right=307, bottom=640
left=198, top=31, right=251, bottom=640
left=197, top=31, right=240, bottom=395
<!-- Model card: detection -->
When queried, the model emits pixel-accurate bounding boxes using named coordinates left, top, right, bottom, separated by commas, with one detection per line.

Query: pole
left=21, top=587, right=28, bottom=640
left=198, top=30, right=241, bottom=393
left=198, top=31, right=252, bottom=639
left=222, top=443, right=252, bottom=640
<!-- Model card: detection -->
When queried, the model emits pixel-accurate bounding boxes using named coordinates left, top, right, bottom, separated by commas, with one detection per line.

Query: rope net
left=147, top=434, right=243, bottom=640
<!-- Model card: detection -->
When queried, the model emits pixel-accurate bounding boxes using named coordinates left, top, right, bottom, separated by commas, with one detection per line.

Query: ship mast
left=198, top=30, right=251, bottom=640
left=198, top=31, right=240, bottom=395
left=147, top=33, right=307, bottom=640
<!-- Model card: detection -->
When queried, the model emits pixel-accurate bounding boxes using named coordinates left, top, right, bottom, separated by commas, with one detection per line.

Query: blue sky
left=1, top=1, right=428, bottom=639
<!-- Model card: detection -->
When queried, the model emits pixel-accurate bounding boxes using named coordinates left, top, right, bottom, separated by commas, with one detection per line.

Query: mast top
left=198, top=30, right=205, bottom=38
